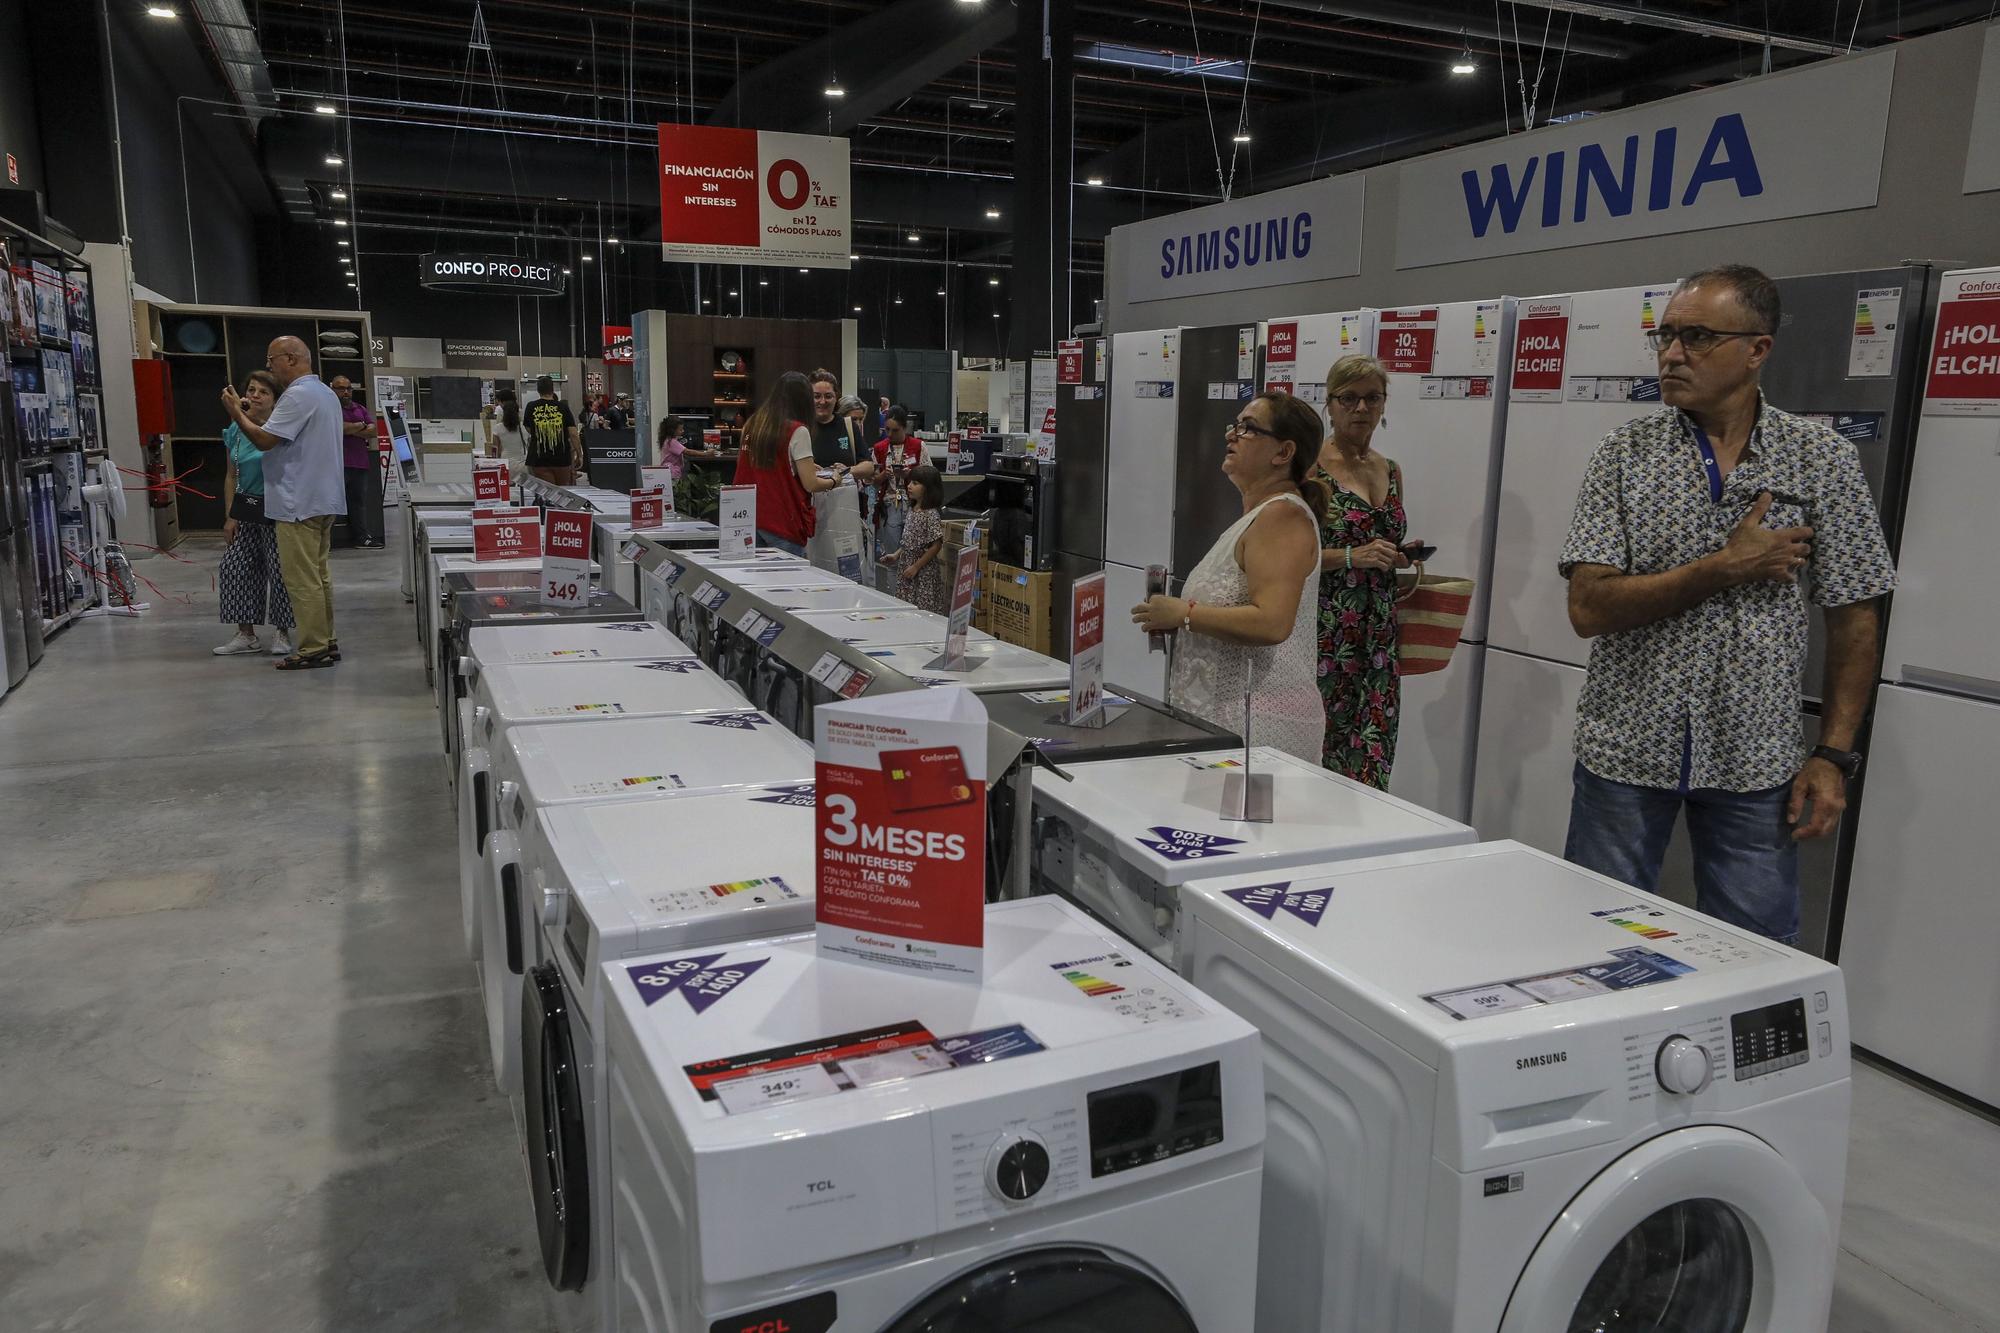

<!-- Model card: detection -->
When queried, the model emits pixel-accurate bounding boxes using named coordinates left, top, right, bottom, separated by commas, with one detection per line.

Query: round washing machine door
left=1500, top=1126, right=1833, bottom=1333
left=521, top=962, right=590, bottom=1291
left=881, top=1247, right=1197, bottom=1333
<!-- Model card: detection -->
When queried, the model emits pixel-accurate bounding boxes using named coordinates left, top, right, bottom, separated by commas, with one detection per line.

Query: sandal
left=327, top=640, right=342, bottom=661
left=275, top=651, right=337, bottom=671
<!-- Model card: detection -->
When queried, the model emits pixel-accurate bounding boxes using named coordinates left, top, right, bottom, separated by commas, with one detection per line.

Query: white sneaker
left=213, top=632, right=260, bottom=656
left=270, top=634, right=293, bottom=657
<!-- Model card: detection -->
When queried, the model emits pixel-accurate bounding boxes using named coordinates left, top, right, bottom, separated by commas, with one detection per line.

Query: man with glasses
left=1557, top=265, right=1895, bottom=945
left=222, top=336, right=346, bottom=669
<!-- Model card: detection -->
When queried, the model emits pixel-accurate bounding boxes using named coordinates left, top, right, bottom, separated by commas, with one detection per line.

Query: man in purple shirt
left=332, top=376, right=382, bottom=548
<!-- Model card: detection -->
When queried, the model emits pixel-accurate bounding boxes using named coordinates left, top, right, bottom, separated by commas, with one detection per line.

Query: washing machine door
left=1500, top=1126, right=1833, bottom=1333
left=881, top=1247, right=1197, bottom=1333
left=522, top=962, right=590, bottom=1291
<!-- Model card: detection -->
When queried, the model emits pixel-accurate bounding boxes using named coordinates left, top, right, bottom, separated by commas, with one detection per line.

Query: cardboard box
left=983, top=560, right=1053, bottom=654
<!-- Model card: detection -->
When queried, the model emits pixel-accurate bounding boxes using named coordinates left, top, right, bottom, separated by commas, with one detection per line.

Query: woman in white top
left=481, top=388, right=529, bottom=479
left=1130, top=392, right=1330, bottom=763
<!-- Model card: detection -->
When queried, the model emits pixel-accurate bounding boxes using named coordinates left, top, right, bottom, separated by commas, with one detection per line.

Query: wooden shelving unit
left=709, top=350, right=752, bottom=447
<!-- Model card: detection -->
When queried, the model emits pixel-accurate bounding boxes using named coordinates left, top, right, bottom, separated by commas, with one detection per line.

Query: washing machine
left=461, top=706, right=812, bottom=964
left=414, top=514, right=475, bottom=657
left=601, top=895, right=1266, bottom=1332
left=438, top=595, right=649, bottom=765
left=425, top=552, right=602, bottom=687
left=596, top=517, right=719, bottom=605
left=745, top=579, right=904, bottom=613
left=1031, top=745, right=1475, bottom=962
left=509, top=784, right=822, bottom=1332
left=793, top=605, right=984, bottom=648
left=398, top=485, right=473, bottom=603
left=860, top=638, right=1073, bottom=693
left=1178, top=838, right=1849, bottom=1333
left=642, top=554, right=817, bottom=661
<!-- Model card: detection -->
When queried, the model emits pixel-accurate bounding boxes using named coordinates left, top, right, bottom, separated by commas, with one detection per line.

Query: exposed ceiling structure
left=185, top=0, right=1992, bottom=326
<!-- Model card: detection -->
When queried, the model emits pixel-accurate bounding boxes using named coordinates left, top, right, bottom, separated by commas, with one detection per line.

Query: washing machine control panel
left=1654, top=1036, right=1714, bottom=1095
left=985, top=1132, right=1052, bottom=1202
left=940, top=1100, right=1085, bottom=1224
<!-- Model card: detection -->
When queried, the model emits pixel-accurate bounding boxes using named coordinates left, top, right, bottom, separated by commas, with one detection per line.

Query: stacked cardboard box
left=983, top=560, right=1054, bottom=654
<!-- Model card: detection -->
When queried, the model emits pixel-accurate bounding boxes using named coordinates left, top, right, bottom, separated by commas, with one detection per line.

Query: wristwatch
left=1810, top=745, right=1863, bottom=779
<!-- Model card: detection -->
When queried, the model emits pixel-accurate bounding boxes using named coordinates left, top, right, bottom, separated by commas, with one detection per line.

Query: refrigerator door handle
left=1896, top=666, right=2000, bottom=705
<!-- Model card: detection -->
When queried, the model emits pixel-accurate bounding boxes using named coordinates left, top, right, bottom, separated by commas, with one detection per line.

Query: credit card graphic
left=879, top=745, right=976, bottom=812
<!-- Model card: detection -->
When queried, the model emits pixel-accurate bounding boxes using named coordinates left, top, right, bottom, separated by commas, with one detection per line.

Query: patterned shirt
left=1558, top=397, right=1896, bottom=792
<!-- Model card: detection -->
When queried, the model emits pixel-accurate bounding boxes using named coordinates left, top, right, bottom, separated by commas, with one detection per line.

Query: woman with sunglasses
left=1130, top=393, right=1328, bottom=762
left=1314, top=354, right=1412, bottom=789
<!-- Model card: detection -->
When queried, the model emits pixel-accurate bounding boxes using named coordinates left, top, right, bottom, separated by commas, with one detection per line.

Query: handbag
left=1394, top=565, right=1475, bottom=675
left=228, top=491, right=271, bottom=525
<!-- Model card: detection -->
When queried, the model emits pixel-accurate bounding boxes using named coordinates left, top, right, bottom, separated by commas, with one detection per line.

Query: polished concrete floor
left=1, top=511, right=1997, bottom=1332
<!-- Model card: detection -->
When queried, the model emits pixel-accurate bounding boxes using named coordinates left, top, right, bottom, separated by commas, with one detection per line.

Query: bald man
left=222, top=336, right=346, bottom=667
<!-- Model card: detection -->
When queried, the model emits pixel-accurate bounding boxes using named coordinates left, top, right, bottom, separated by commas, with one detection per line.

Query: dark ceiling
left=180, top=0, right=1993, bottom=345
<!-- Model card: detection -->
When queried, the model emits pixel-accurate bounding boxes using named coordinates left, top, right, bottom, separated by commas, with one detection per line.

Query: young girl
left=885, top=464, right=947, bottom=613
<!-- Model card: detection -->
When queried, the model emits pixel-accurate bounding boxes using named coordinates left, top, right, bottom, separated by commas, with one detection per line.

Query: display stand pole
left=1219, top=673, right=1273, bottom=822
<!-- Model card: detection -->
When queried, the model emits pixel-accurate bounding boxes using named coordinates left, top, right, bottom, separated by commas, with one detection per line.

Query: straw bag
left=1394, top=566, right=1474, bottom=675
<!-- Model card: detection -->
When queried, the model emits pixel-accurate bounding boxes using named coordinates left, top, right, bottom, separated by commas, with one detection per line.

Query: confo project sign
left=657, top=124, right=851, bottom=269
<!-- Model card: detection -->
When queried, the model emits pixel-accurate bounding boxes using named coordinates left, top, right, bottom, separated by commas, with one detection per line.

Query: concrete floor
left=1, top=510, right=1997, bottom=1332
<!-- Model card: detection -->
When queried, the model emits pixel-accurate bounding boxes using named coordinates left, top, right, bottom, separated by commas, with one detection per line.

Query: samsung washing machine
left=1031, top=745, right=1475, bottom=962
left=510, top=784, right=822, bottom=1332
left=600, top=895, right=1265, bottom=1332
left=1177, top=839, right=1850, bottom=1333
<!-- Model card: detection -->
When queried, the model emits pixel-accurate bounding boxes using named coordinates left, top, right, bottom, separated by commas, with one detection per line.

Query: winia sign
left=1395, top=49, right=1894, bottom=269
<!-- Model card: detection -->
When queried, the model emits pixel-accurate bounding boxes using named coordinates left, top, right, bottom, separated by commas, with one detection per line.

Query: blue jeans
left=1564, top=762, right=1801, bottom=945
left=758, top=531, right=806, bottom=557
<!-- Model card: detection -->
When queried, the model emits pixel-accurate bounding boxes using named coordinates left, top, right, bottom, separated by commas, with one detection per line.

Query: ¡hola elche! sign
left=657, top=124, right=851, bottom=270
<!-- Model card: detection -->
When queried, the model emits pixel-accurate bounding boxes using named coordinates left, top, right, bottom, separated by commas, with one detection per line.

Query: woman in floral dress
left=1313, top=355, right=1412, bottom=789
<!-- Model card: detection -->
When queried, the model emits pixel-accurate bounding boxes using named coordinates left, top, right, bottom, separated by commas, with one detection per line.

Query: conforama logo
left=1460, top=113, right=1764, bottom=239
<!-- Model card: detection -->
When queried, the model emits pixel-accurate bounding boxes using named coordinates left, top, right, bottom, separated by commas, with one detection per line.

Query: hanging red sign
left=602, top=325, right=634, bottom=364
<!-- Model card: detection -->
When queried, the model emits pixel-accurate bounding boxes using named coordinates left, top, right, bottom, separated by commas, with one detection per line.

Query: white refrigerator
left=1103, top=328, right=1182, bottom=699
left=1839, top=265, right=2000, bottom=1108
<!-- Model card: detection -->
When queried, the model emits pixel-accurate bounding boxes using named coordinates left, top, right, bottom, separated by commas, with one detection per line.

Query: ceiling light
left=849, top=252, right=860, bottom=260
left=145, top=5, right=176, bottom=16
left=991, top=312, right=1000, bottom=319
left=798, top=268, right=809, bottom=274
left=853, top=305, right=863, bottom=312
left=332, top=218, right=348, bottom=227
left=1451, top=57, right=1477, bottom=75
left=987, top=276, right=1000, bottom=286
left=728, top=289, right=738, bottom=297
left=907, top=232, right=921, bottom=242
left=1232, top=132, right=1252, bottom=144
left=701, top=298, right=711, bottom=305
left=561, top=267, right=571, bottom=274
left=336, top=239, right=349, bottom=247
left=936, top=288, right=947, bottom=296
left=607, top=236, right=620, bottom=245
left=1085, top=176, right=1104, bottom=187
left=824, top=82, right=845, bottom=99
left=581, top=254, right=594, bottom=262
left=314, top=104, right=338, bottom=116
left=324, top=155, right=343, bottom=166
left=758, top=279, right=769, bottom=287
left=330, top=189, right=347, bottom=200
left=984, top=208, right=1000, bottom=219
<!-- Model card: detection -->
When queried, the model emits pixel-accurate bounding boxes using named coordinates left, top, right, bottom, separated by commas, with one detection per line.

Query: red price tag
left=541, top=510, right=594, bottom=606
left=472, top=463, right=509, bottom=502
left=630, top=487, right=666, bottom=529
left=473, top=506, right=540, bottom=561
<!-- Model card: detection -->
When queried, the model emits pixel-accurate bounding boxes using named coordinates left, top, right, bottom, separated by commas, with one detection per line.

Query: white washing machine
left=459, top=705, right=812, bottom=964
left=511, top=785, right=822, bottom=1332
left=426, top=551, right=603, bottom=686
left=1031, top=745, right=1475, bottom=962
left=1178, top=839, right=1849, bottom=1333
left=464, top=619, right=690, bottom=668
left=597, top=518, right=719, bottom=605
left=859, top=638, right=1072, bottom=692
left=748, top=579, right=905, bottom=613
left=601, top=895, right=1265, bottom=1333
left=795, top=605, right=994, bottom=648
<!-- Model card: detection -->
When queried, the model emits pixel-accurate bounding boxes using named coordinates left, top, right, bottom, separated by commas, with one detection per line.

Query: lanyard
left=1687, top=422, right=1725, bottom=503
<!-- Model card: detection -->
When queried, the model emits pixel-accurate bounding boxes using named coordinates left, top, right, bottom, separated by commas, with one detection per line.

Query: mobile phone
left=1400, top=540, right=1438, bottom=563
left=1146, top=564, right=1172, bottom=649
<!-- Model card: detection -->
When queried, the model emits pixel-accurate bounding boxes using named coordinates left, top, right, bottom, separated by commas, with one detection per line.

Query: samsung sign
left=420, top=253, right=566, bottom=296
left=1118, top=174, right=1364, bottom=304
left=1395, top=49, right=1896, bottom=269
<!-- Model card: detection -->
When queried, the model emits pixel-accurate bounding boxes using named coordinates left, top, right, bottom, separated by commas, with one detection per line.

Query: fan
left=77, top=457, right=144, bottom=618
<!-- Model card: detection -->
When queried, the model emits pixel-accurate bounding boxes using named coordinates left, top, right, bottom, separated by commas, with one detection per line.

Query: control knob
left=1655, top=1036, right=1714, bottom=1095
left=985, top=1132, right=1051, bottom=1203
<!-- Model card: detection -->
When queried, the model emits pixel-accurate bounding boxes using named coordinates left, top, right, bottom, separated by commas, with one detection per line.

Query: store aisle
left=0, top=519, right=562, bottom=1333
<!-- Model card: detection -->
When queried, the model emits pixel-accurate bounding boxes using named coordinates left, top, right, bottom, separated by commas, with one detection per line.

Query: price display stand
left=541, top=509, right=593, bottom=606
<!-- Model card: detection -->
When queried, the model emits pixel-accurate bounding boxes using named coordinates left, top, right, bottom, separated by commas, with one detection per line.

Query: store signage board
left=472, top=460, right=509, bottom=502
left=473, top=505, right=539, bottom=561
left=1923, top=270, right=2000, bottom=417
left=657, top=124, right=851, bottom=269
left=443, top=339, right=511, bottom=370
left=542, top=510, right=593, bottom=606
left=815, top=686, right=989, bottom=982
left=1067, top=572, right=1107, bottom=726
left=1376, top=309, right=1439, bottom=374
left=1968, top=25, right=2000, bottom=195
left=630, top=487, right=666, bottom=529
left=719, top=484, right=756, bottom=555
left=603, top=324, right=635, bottom=363
left=1117, top=173, right=1364, bottom=304
left=1395, top=49, right=1895, bottom=268
left=1056, top=339, right=1084, bottom=384
left=1510, top=298, right=1573, bottom=402
left=932, top=546, right=984, bottom=672
left=420, top=253, right=566, bottom=296
left=638, top=465, right=679, bottom=513
left=1034, top=406, right=1057, bottom=462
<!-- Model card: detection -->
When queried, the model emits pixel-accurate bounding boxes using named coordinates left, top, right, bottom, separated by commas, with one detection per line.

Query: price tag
left=472, top=461, right=510, bottom=503
left=838, top=667, right=872, bottom=699
left=808, top=651, right=843, bottom=684
left=936, top=546, right=982, bottom=670
left=630, top=487, right=666, bottom=529
left=1067, top=572, right=1106, bottom=725
left=735, top=607, right=766, bottom=634
left=719, top=485, right=756, bottom=556
left=472, top=505, right=539, bottom=562
left=638, top=465, right=677, bottom=504
left=620, top=539, right=645, bottom=561
left=542, top=509, right=593, bottom=606
left=712, top=1062, right=841, bottom=1115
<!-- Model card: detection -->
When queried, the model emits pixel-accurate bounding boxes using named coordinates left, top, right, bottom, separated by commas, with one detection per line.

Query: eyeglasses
left=1331, top=392, right=1387, bottom=410
left=1646, top=325, right=1767, bottom=354
left=1226, top=419, right=1277, bottom=440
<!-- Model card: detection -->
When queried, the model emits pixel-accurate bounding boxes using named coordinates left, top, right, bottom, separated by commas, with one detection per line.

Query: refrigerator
left=0, top=381, right=30, bottom=692
left=1102, top=328, right=1181, bottom=699
left=1473, top=268, right=1936, bottom=957
left=1839, top=265, right=2000, bottom=1108
left=1170, top=322, right=1264, bottom=582
left=1051, top=335, right=1109, bottom=659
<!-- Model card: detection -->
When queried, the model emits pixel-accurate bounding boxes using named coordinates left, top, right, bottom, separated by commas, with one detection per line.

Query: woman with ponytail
left=1130, top=392, right=1327, bottom=762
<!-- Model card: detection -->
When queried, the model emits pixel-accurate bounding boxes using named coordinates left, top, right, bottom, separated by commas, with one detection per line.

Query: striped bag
left=1394, top=568, right=1474, bottom=676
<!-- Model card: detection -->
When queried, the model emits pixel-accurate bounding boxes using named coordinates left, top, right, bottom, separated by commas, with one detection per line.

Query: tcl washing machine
left=601, top=895, right=1266, bottom=1333
left=438, top=596, right=650, bottom=765
left=1031, top=745, right=1474, bottom=962
left=859, top=638, right=1072, bottom=692
left=1179, top=839, right=1849, bottom=1333
left=510, top=785, right=821, bottom=1332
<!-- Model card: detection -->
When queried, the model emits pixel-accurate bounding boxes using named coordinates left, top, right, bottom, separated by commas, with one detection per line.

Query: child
left=883, top=464, right=947, bottom=613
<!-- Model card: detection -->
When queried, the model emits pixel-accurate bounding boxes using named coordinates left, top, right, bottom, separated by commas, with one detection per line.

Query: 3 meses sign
left=657, top=124, right=851, bottom=269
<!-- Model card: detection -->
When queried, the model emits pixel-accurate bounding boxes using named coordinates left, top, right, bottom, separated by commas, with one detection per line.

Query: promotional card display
left=718, top=484, right=755, bottom=555
left=638, top=465, right=680, bottom=512
left=930, top=546, right=982, bottom=671
left=1067, top=573, right=1107, bottom=725
left=815, top=686, right=989, bottom=981
left=541, top=509, right=593, bottom=606
left=629, top=487, right=667, bottom=529
left=472, top=505, right=540, bottom=562
left=472, top=459, right=510, bottom=503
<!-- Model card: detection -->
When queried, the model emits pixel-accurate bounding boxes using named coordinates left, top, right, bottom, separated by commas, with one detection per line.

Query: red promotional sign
left=703, top=428, right=723, bottom=448
left=1266, top=321, right=1299, bottom=366
left=543, top=509, right=593, bottom=561
left=472, top=462, right=508, bottom=502
left=1376, top=309, right=1439, bottom=375
left=1056, top=339, right=1084, bottom=385
left=1067, top=572, right=1106, bottom=725
left=1510, top=298, right=1573, bottom=402
left=602, top=325, right=634, bottom=364
left=657, top=125, right=760, bottom=248
left=657, top=123, right=850, bottom=269
left=630, top=487, right=666, bottom=529
left=1923, top=277, right=2000, bottom=417
left=472, top=506, right=539, bottom=561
